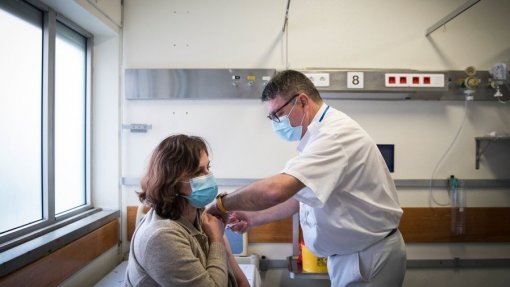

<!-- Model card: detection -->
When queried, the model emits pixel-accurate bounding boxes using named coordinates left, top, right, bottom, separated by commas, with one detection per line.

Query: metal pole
left=425, top=0, right=481, bottom=36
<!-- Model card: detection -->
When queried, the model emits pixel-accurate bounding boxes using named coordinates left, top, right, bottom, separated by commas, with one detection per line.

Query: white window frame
left=0, top=0, right=93, bottom=248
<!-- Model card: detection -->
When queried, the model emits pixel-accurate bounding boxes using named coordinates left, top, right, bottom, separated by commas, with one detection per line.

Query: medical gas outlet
left=489, top=63, right=508, bottom=100
left=232, top=75, right=240, bottom=87
left=461, top=66, right=480, bottom=90
left=231, top=75, right=259, bottom=88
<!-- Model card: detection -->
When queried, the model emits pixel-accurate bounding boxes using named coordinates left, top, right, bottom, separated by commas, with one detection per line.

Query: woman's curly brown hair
left=138, top=134, right=209, bottom=219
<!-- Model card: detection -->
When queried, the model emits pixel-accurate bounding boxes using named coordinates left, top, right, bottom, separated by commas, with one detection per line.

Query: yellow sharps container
left=301, top=243, right=328, bottom=273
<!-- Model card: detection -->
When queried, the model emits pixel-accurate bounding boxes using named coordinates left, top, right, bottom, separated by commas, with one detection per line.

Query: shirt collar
left=297, top=103, right=328, bottom=152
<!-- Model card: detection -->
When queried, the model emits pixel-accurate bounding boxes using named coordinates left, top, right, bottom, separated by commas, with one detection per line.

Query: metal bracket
left=122, top=123, right=152, bottom=133
left=425, top=0, right=481, bottom=36
left=475, top=136, right=510, bottom=169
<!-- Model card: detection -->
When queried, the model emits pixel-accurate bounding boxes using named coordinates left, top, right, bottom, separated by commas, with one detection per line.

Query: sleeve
left=143, top=228, right=229, bottom=287
left=283, top=131, right=347, bottom=207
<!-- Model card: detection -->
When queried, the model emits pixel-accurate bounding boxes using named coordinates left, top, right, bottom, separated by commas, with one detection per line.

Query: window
left=55, top=22, right=88, bottom=213
left=0, top=1, right=43, bottom=234
left=0, top=0, right=91, bottom=244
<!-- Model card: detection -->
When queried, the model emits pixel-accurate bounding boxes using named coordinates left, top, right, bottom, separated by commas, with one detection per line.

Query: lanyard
left=319, top=105, right=330, bottom=122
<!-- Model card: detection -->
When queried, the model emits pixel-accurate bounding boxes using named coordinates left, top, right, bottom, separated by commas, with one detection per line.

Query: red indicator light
left=424, top=77, right=431, bottom=84
left=400, top=76, right=407, bottom=84
left=413, top=77, right=419, bottom=84
left=389, top=76, right=396, bottom=84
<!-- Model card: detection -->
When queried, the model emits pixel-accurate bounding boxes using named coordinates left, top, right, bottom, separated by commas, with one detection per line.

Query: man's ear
left=299, top=93, right=309, bottom=107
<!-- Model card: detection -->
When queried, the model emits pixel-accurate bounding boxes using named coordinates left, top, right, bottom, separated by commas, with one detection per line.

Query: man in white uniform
left=208, top=70, right=406, bottom=286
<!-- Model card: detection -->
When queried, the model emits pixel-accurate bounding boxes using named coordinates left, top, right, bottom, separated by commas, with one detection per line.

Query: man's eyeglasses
left=267, top=94, right=299, bottom=122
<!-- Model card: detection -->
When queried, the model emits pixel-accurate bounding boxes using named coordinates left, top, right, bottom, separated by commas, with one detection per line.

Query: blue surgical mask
left=272, top=115, right=302, bottom=141
left=271, top=101, right=305, bottom=142
left=184, top=173, right=218, bottom=208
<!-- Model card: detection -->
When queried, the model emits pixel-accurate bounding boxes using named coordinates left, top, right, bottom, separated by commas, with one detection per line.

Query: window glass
left=54, top=22, right=87, bottom=214
left=0, top=7, right=43, bottom=233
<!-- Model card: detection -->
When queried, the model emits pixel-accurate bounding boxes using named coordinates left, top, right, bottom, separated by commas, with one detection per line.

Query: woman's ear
left=178, top=181, right=192, bottom=196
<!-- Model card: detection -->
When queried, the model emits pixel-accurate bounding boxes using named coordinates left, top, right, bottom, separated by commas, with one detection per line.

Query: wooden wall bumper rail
left=399, top=207, right=510, bottom=242
left=0, top=219, right=119, bottom=286
left=127, top=206, right=510, bottom=243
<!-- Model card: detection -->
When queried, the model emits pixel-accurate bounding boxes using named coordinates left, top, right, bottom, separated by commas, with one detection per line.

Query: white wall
left=121, top=0, right=510, bottom=286
left=123, top=0, right=510, bottom=70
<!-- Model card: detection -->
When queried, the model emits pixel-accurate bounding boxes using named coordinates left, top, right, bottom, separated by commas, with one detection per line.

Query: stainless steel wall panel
left=125, top=69, right=276, bottom=100
left=124, top=68, right=507, bottom=101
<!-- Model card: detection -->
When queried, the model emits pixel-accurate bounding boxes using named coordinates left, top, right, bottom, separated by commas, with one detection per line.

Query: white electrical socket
left=305, top=73, right=330, bottom=87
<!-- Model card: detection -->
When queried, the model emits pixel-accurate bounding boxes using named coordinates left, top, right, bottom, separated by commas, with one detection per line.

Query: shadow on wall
left=481, top=142, right=510, bottom=178
left=482, top=47, right=510, bottom=68
left=425, top=36, right=456, bottom=69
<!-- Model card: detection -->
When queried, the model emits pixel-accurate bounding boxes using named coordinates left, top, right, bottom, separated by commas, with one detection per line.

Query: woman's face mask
left=183, top=173, right=218, bottom=208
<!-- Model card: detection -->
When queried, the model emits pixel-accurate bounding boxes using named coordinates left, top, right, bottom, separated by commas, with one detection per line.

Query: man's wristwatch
left=215, top=192, right=229, bottom=214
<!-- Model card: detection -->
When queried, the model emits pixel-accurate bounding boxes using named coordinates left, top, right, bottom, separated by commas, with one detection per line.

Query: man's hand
left=226, top=211, right=254, bottom=233
left=206, top=201, right=229, bottom=223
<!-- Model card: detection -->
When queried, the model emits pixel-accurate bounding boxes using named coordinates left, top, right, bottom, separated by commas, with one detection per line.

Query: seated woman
left=125, top=134, right=249, bottom=287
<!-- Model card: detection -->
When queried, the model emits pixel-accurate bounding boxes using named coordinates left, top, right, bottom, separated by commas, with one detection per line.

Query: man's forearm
left=251, top=198, right=299, bottom=226
left=223, top=173, right=303, bottom=212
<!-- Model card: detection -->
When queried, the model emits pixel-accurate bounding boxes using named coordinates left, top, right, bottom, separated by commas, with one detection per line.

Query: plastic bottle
left=449, top=175, right=466, bottom=236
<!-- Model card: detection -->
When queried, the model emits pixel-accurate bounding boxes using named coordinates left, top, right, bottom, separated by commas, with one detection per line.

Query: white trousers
left=327, top=230, right=406, bottom=287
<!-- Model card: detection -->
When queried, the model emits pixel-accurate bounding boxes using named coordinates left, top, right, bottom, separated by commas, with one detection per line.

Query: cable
left=285, top=17, right=289, bottom=69
left=282, top=0, right=291, bottom=32
left=428, top=93, right=471, bottom=206
left=281, top=0, right=290, bottom=69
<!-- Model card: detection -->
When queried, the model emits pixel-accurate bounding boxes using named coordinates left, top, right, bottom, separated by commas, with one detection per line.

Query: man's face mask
left=271, top=98, right=305, bottom=142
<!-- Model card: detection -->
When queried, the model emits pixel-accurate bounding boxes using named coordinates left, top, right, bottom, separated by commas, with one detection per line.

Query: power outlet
left=305, top=73, right=330, bottom=87
left=385, top=73, right=445, bottom=88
